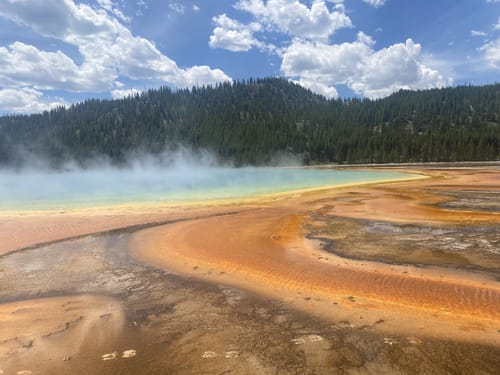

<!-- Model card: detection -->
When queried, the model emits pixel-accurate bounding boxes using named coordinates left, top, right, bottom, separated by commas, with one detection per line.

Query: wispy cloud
left=168, top=2, right=185, bottom=14
left=471, top=30, right=488, bottom=37
left=362, top=0, right=386, bottom=8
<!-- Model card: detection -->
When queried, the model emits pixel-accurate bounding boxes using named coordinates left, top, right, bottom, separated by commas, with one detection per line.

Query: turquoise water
left=0, top=167, right=411, bottom=211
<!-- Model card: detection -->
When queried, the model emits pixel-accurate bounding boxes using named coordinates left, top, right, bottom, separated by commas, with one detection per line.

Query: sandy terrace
left=0, top=204, right=252, bottom=256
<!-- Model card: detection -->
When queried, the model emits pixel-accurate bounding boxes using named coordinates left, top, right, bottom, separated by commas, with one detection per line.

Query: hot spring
left=0, top=166, right=412, bottom=211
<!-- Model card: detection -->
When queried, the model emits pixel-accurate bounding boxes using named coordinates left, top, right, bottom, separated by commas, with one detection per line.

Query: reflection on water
left=0, top=167, right=410, bottom=210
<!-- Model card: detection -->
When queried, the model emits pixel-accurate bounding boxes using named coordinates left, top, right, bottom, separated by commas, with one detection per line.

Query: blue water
left=0, top=167, right=411, bottom=211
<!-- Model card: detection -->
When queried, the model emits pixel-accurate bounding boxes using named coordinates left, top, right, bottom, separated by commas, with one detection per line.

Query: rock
left=22, top=340, right=33, bottom=349
left=122, top=349, right=137, bottom=358
left=383, top=337, right=399, bottom=346
left=407, top=336, right=422, bottom=345
left=225, top=351, right=240, bottom=359
left=291, top=338, right=305, bottom=345
left=101, top=351, right=118, bottom=360
left=202, top=351, right=218, bottom=358
left=307, top=334, right=324, bottom=342
left=63, top=356, right=71, bottom=361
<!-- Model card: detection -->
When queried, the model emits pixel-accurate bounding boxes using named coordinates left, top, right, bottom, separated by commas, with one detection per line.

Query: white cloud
left=0, top=0, right=231, bottom=112
left=354, top=39, right=450, bottom=98
left=282, top=32, right=373, bottom=84
left=292, top=79, right=339, bottom=98
left=111, top=88, right=142, bottom=99
left=168, top=2, right=185, bottom=14
left=362, top=0, right=386, bottom=7
left=235, top=0, right=352, bottom=42
left=495, top=16, right=500, bottom=31
left=479, top=38, right=500, bottom=68
left=0, top=41, right=114, bottom=91
left=181, top=65, right=233, bottom=87
left=193, top=4, right=200, bottom=12
left=209, top=14, right=264, bottom=52
left=96, top=0, right=131, bottom=23
left=0, top=87, right=67, bottom=113
left=471, top=30, right=488, bottom=37
left=476, top=17, right=500, bottom=69
left=282, top=33, right=451, bottom=99
left=357, top=31, right=375, bottom=47
left=135, top=0, right=147, bottom=16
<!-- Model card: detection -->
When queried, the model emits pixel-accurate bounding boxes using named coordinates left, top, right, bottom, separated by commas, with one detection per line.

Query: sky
left=0, top=0, right=499, bottom=113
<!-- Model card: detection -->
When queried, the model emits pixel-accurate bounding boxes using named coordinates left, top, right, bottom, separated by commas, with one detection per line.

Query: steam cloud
left=0, top=147, right=309, bottom=211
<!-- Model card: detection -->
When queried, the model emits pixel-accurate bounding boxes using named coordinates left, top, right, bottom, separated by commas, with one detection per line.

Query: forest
left=0, top=78, right=498, bottom=167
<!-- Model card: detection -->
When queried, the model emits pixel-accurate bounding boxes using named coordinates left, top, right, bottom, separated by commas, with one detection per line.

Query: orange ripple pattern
left=131, top=206, right=500, bottom=322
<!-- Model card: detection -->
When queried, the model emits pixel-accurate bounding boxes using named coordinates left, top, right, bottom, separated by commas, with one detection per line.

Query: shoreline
left=0, top=167, right=424, bottom=256
left=0, top=167, right=423, bottom=217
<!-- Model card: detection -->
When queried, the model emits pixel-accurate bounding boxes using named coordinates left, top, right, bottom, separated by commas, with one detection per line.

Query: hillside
left=0, top=78, right=499, bottom=167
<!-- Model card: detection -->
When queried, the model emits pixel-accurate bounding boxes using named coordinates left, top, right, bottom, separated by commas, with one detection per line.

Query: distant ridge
left=0, top=78, right=498, bottom=167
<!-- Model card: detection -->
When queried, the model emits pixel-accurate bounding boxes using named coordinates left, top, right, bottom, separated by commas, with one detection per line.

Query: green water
left=0, top=167, right=412, bottom=211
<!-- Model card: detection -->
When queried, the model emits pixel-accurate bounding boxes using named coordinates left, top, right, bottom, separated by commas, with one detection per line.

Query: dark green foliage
left=0, top=78, right=498, bottom=167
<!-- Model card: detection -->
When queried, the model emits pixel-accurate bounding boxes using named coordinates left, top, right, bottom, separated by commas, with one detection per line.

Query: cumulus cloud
left=0, top=41, right=113, bottom=91
left=209, top=0, right=447, bottom=99
left=181, top=66, right=233, bottom=87
left=362, top=0, right=386, bottom=7
left=235, top=0, right=352, bottom=42
left=110, top=88, right=142, bottom=99
left=0, top=87, right=68, bottom=113
left=292, top=78, right=339, bottom=98
left=209, top=14, right=265, bottom=52
left=282, top=32, right=451, bottom=99
left=0, top=0, right=231, bottom=113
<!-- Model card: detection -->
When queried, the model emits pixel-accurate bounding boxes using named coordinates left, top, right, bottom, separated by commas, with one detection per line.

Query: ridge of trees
left=0, top=77, right=498, bottom=167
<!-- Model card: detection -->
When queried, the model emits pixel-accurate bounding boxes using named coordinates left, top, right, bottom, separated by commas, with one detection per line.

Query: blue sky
left=0, top=0, right=499, bottom=113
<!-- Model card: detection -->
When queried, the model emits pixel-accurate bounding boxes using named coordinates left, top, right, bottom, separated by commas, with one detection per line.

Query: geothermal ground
left=0, top=166, right=499, bottom=374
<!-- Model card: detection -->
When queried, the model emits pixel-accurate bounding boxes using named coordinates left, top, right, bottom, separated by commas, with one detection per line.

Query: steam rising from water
left=0, top=149, right=408, bottom=211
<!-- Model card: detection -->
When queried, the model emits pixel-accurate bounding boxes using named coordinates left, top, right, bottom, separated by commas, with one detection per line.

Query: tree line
left=0, top=78, right=498, bottom=168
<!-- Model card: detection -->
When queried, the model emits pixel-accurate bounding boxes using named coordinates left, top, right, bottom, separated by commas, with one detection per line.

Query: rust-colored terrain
left=1, top=166, right=499, bottom=374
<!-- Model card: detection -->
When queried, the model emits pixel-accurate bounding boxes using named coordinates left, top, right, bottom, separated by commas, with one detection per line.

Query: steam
left=0, top=151, right=406, bottom=211
left=0, top=147, right=233, bottom=209
left=268, top=151, right=304, bottom=167
left=4, top=147, right=404, bottom=212
left=2, top=145, right=226, bottom=173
